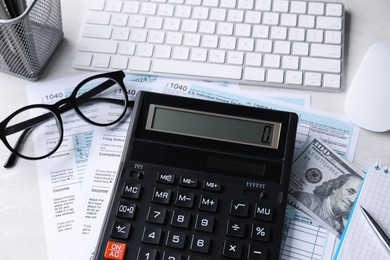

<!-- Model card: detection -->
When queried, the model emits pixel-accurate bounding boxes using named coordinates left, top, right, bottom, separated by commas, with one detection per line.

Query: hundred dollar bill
left=289, top=137, right=363, bottom=237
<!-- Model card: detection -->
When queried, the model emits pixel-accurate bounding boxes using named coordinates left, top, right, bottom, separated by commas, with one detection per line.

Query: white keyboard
left=74, top=0, right=345, bottom=91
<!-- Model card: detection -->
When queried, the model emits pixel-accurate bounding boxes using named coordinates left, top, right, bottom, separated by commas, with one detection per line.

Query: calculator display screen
left=146, top=105, right=281, bottom=149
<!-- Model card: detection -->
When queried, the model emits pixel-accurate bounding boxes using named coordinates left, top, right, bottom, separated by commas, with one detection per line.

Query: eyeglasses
left=0, top=70, right=134, bottom=168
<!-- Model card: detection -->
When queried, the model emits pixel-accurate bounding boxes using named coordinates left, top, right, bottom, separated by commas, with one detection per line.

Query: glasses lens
left=5, top=107, right=61, bottom=159
left=75, top=77, right=127, bottom=126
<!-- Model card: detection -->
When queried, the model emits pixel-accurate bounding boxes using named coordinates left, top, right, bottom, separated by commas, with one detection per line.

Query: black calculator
left=94, top=91, right=298, bottom=260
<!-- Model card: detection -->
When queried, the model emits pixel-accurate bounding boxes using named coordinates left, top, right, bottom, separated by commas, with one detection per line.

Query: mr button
left=104, top=241, right=127, bottom=260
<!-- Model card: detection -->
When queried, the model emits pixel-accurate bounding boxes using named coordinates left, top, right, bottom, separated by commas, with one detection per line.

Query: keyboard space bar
left=152, top=59, right=242, bottom=80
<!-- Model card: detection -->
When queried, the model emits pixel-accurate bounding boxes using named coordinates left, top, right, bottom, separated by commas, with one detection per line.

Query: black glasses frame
left=0, top=70, right=131, bottom=167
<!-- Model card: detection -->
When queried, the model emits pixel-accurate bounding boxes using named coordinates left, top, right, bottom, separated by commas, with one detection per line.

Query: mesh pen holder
left=0, top=0, right=63, bottom=80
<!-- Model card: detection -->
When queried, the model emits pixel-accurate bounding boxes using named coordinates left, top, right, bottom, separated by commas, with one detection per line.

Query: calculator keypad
left=102, top=167, right=278, bottom=260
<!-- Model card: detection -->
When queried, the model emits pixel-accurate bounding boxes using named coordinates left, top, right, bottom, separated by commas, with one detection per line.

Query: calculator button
left=170, top=210, right=191, bottom=228
left=141, top=226, right=163, bottom=245
left=190, top=234, right=211, bottom=253
left=146, top=206, right=167, bottom=224
left=121, top=182, right=142, bottom=199
left=129, top=170, right=143, bottom=179
left=247, top=244, right=267, bottom=260
left=104, top=241, right=127, bottom=260
left=175, top=191, right=195, bottom=208
left=157, top=172, right=176, bottom=184
left=229, top=200, right=249, bottom=217
left=180, top=177, right=198, bottom=188
left=198, top=195, right=219, bottom=212
left=203, top=180, right=222, bottom=192
left=165, top=230, right=187, bottom=249
left=254, top=204, right=273, bottom=221
left=151, top=187, right=172, bottom=204
left=187, top=256, right=207, bottom=260
left=194, top=214, right=215, bottom=233
left=226, top=219, right=246, bottom=238
left=250, top=223, right=271, bottom=242
left=110, top=221, right=131, bottom=239
left=162, top=251, right=183, bottom=260
left=116, top=201, right=136, bottom=219
left=137, top=247, right=158, bottom=260
left=222, top=240, right=243, bottom=259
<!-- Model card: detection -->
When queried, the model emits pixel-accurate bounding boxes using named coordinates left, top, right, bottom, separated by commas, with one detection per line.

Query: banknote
left=289, top=137, right=363, bottom=237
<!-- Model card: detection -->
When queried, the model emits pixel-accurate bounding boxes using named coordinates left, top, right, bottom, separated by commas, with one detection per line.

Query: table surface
left=1, top=0, right=390, bottom=259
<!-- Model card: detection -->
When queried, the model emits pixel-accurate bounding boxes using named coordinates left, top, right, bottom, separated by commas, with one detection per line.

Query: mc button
left=121, top=182, right=141, bottom=200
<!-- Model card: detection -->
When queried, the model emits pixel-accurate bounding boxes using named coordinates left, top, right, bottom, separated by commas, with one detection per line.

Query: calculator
left=94, top=91, right=298, bottom=260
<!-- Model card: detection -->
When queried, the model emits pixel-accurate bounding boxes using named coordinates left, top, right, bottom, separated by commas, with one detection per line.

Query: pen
left=360, top=206, right=390, bottom=253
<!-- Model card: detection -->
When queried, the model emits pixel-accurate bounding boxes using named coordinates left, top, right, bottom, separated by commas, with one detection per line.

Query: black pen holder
left=0, top=0, right=63, bottom=80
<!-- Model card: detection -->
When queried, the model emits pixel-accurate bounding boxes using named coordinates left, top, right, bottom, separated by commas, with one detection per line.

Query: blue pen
left=360, top=206, right=390, bottom=254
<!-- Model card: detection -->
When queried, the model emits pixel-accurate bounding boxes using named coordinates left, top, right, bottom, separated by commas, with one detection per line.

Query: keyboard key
left=230, top=200, right=249, bottom=217
left=104, top=241, right=127, bottom=260
left=151, top=187, right=172, bottom=204
left=137, top=247, right=158, bottom=260
left=222, top=240, right=243, bottom=259
left=267, top=69, right=284, bottom=83
left=166, top=231, right=187, bottom=249
left=317, top=16, right=342, bottom=30
left=199, top=194, right=219, bottom=212
left=301, top=57, right=341, bottom=73
left=190, top=234, right=211, bottom=253
left=78, top=38, right=117, bottom=54
left=74, top=52, right=92, bottom=67
left=248, top=244, right=268, bottom=260
left=129, top=57, right=151, bottom=71
left=175, top=191, right=195, bottom=208
left=311, top=43, right=341, bottom=59
left=226, top=219, right=246, bottom=238
left=162, top=252, right=182, bottom=260
left=243, top=67, right=265, bottom=82
left=251, top=223, right=271, bottom=241
left=195, top=214, right=215, bottom=233
left=326, top=3, right=343, bottom=16
left=110, top=221, right=131, bottom=239
left=146, top=206, right=168, bottom=224
left=121, top=182, right=142, bottom=199
left=157, top=172, right=175, bottom=184
left=141, top=226, right=163, bottom=245
left=323, top=73, right=341, bottom=88
left=152, top=59, right=242, bottom=79
left=254, top=204, right=273, bottom=221
left=116, top=200, right=136, bottom=219
left=170, top=210, right=191, bottom=228
left=92, top=52, right=111, bottom=67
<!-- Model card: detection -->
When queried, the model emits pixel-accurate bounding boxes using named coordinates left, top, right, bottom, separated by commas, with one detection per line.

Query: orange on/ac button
left=104, top=241, right=127, bottom=260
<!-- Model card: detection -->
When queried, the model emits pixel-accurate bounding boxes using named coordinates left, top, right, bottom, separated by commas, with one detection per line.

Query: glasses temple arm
left=3, top=127, right=34, bottom=168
